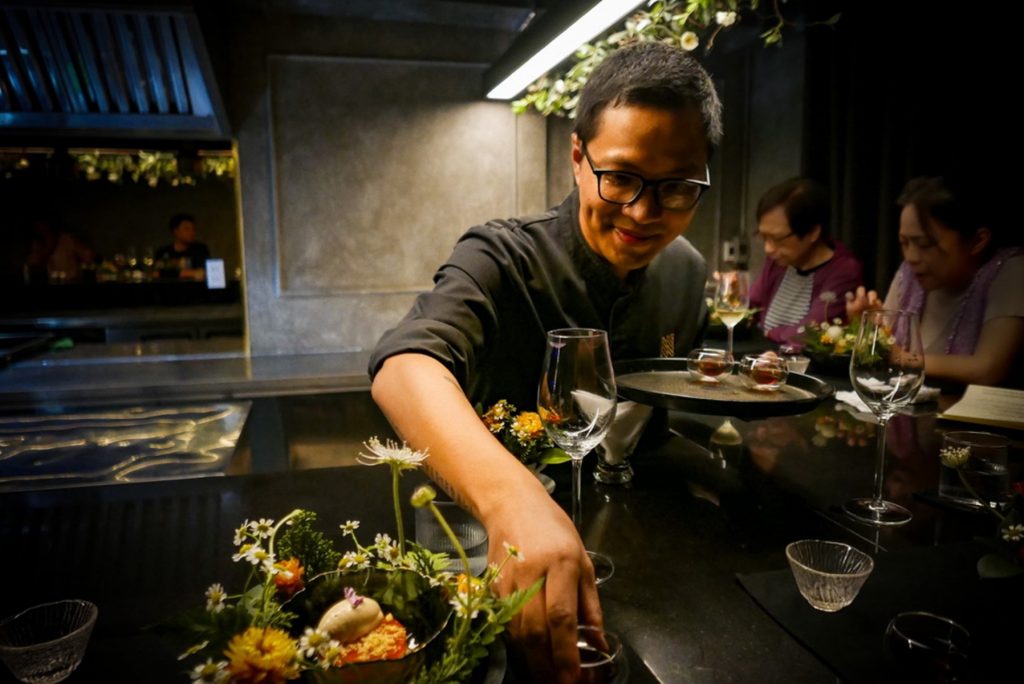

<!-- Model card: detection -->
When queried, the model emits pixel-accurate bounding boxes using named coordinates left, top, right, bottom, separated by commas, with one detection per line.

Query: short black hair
left=756, top=178, right=830, bottom=239
left=573, top=42, right=722, bottom=153
left=897, top=175, right=1012, bottom=247
left=169, top=213, right=196, bottom=232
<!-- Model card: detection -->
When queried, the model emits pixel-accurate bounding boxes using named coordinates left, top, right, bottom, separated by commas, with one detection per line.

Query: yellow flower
left=225, top=627, right=300, bottom=684
left=512, top=412, right=545, bottom=442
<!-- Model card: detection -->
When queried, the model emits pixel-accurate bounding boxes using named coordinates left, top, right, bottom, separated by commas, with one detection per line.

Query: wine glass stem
left=726, top=324, right=734, bottom=358
left=572, top=456, right=583, bottom=533
left=871, top=415, right=891, bottom=508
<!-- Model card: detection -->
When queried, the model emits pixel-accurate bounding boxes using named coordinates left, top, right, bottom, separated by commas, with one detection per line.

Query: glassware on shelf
left=538, top=328, right=617, bottom=584
left=844, top=309, right=924, bottom=526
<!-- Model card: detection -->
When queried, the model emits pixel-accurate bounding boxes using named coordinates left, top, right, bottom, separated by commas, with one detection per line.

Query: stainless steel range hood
left=0, top=3, right=229, bottom=139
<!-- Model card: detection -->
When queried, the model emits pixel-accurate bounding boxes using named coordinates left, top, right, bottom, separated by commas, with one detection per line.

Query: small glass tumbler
left=785, top=540, right=874, bottom=612
left=884, top=611, right=969, bottom=683
left=686, top=348, right=733, bottom=383
left=577, top=625, right=628, bottom=684
left=938, top=431, right=1011, bottom=509
left=779, top=344, right=811, bottom=374
left=0, top=599, right=98, bottom=684
left=739, top=354, right=789, bottom=391
left=414, top=501, right=489, bottom=576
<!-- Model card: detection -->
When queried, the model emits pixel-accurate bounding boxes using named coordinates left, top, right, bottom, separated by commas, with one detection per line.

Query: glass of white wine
left=714, top=271, right=750, bottom=361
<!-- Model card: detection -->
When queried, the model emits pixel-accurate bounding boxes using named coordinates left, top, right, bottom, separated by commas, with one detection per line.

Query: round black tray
left=614, top=357, right=834, bottom=420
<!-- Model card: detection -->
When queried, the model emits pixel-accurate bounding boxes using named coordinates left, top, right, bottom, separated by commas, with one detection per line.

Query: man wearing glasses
left=370, top=42, right=720, bottom=682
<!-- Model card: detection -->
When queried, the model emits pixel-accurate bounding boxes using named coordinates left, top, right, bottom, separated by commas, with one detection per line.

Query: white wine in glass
left=714, top=271, right=750, bottom=360
left=844, top=309, right=924, bottom=526
left=538, top=328, right=618, bottom=584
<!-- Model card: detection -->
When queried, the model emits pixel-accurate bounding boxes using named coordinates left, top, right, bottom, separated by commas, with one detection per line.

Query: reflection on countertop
left=0, top=340, right=372, bottom=410
left=0, top=402, right=250, bottom=492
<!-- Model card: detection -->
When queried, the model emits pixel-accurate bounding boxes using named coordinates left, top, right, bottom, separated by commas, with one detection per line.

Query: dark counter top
left=0, top=343, right=371, bottom=410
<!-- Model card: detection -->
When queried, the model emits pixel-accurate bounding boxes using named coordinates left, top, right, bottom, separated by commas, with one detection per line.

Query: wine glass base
left=588, top=550, right=615, bottom=585
left=843, top=498, right=912, bottom=526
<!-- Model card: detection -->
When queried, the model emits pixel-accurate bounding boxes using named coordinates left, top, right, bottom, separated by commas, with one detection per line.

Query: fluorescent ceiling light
left=486, top=0, right=646, bottom=100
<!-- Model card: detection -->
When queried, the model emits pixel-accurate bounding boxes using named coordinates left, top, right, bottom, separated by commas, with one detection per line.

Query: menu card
left=938, top=385, right=1024, bottom=430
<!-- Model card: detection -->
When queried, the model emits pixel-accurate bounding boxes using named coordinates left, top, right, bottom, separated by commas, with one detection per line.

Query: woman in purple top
left=749, top=178, right=863, bottom=345
left=847, top=176, right=1023, bottom=387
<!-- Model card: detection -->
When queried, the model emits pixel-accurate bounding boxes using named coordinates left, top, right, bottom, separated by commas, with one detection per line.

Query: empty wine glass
left=714, top=271, right=750, bottom=360
left=844, top=309, right=924, bottom=526
left=538, top=328, right=618, bottom=584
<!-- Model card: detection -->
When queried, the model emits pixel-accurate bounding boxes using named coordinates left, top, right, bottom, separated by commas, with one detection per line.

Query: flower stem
left=956, top=468, right=1007, bottom=522
left=391, top=464, right=405, bottom=555
left=428, top=502, right=472, bottom=577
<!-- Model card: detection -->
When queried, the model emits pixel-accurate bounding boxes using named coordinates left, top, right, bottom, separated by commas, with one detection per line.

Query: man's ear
left=571, top=133, right=584, bottom=185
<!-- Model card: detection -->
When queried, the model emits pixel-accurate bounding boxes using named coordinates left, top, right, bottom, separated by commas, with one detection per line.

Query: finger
left=546, top=559, right=582, bottom=683
left=577, top=557, right=603, bottom=631
left=516, top=580, right=556, bottom=682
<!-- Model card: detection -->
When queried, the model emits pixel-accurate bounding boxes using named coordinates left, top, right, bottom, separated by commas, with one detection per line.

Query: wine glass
left=844, top=309, right=924, bottom=526
left=538, top=328, right=618, bottom=584
left=714, top=271, right=750, bottom=361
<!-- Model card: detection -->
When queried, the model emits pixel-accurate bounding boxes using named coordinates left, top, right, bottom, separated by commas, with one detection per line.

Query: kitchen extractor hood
left=0, top=3, right=229, bottom=139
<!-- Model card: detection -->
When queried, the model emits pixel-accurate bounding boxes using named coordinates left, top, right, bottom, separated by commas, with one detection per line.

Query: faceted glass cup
left=785, top=540, right=874, bottom=612
left=0, top=600, right=98, bottom=684
left=414, top=501, right=489, bottom=576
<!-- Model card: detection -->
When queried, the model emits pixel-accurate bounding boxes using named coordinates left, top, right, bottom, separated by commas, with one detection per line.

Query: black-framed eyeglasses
left=755, top=231, right=796, bottom=246
left=582, top=143, right=710, bottom=211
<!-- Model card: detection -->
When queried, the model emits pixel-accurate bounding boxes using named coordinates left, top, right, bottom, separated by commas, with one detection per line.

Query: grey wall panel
left=241, top=54, right=546, bottom=354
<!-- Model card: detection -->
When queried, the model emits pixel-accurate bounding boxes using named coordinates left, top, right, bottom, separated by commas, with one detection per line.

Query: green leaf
left=538, top=447, right=571, bottom=465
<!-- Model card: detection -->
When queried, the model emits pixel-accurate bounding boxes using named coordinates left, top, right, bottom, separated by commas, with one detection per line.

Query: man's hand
left=485, top=485, right=602, bottom=683
left=371, top=353, right=604, bottom=682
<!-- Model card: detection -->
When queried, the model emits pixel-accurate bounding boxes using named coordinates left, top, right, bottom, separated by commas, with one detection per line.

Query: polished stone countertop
left=0, top=339, right=371, bottom=410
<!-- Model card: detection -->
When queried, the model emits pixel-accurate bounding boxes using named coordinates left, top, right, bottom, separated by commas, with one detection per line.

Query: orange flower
left=512, top=412, right=545, bottom=441
left=272, top=558, right=304, bottom=598
left=225, top=627, right=300, bottom=684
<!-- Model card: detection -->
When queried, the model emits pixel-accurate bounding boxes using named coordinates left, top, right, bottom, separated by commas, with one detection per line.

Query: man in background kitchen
left=369, top=41, right=720, bottom=682
left=155, top=213, right=210, bottom=280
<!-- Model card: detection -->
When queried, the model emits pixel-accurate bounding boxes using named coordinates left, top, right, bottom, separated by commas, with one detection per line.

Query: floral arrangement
left=480, top=400, right=569, bottom=470
left=939, top=444, right=1024, bottom=578
left=811, top=411, right=875, bottom=448
left=179, top=438, right=541, bottom=683
left=513, top=0, right=840, bottom=118
left=798, top=318, right=858, bottom=357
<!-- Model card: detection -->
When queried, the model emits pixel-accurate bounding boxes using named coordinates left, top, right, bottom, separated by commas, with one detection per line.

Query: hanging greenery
left=68, top=149, right=237, bottom=187
left=512, top=0, right=840, bottom=119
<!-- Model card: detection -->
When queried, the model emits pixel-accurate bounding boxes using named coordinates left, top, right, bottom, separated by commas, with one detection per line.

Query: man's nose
left=623, top=187, right=662, bottom=223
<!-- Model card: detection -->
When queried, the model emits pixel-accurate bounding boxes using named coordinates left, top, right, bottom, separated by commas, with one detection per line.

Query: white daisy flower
left=242, top=544, right=277, bottom=574
left=503, top=541, right=525, bottom=563
left=339, top=550, right=371, bottom=570
left=232, top=522, right=249, bottom=546
left=450, top=595, right=480, bottom=620
left=248, top=518, right=275, bottom=539
left=298, top=627, right=338, bottom=659
left=357, top=437, right=429, bottom=471
left=680, top=31, right=699, bottom=51
left=204, top=583, right=227, bottom=613
left=190, top=658, right=229, bottom=683
left=1002, top=524, right=1024, bottom=542
left=340, top=520, right=360, bottom=535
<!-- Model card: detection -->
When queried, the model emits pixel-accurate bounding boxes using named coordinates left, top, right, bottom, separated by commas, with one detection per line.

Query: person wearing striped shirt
left=749, top=178, right=863, bottom=345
